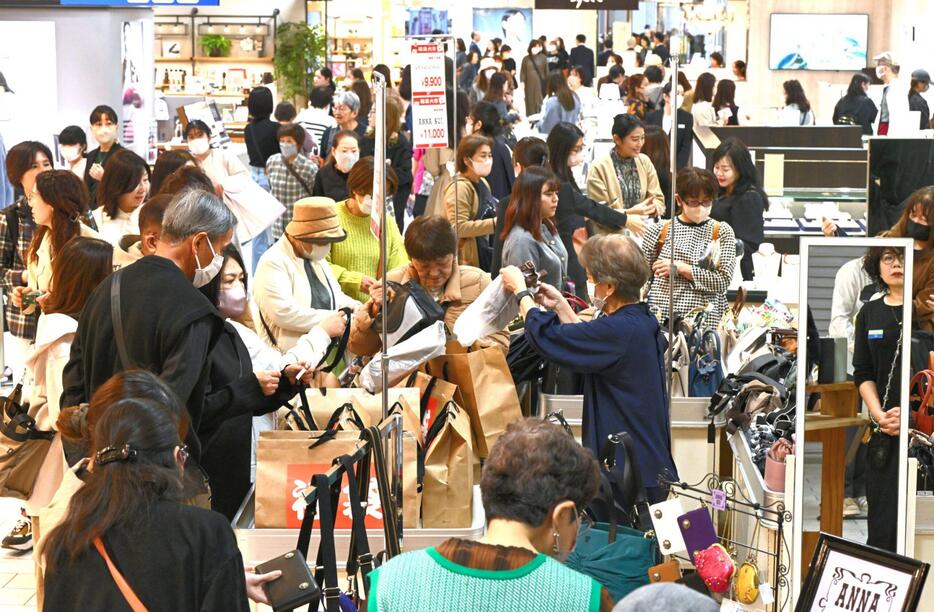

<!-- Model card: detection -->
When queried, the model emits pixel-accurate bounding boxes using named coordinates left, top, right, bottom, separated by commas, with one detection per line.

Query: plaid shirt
left=266, top=154, right=318, bottom=241
left=0, top=198, right=38, bottom=340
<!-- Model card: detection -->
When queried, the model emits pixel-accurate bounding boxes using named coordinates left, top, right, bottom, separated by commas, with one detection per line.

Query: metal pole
left=666, top=58, right=679, bottom=413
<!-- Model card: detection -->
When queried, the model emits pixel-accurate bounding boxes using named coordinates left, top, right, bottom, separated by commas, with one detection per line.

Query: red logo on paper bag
left=286, top=463, right=384, bottom=530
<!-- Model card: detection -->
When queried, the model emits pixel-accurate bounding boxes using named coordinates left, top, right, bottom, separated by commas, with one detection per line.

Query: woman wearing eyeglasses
left=641, top=167, right=736, bottom=326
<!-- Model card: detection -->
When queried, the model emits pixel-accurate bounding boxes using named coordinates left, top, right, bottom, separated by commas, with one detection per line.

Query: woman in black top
left=244, top=86, right=279, bottom=191
left=713, top=79, right=740, bottom=126
left=313, top=129, right=361, bottom=201
left=547, top=122, right=631, bottom=301
left=833, top=73, right=878, bottom=135
left=711, top=138, right=767, bottom=280
left=42, top=396, right=261, bottom=611
left=469, top=101, right=516, bottom=200
left=361, top=96, right=412, bottom=230
left=852, top=246, right=906, bottom=552
left=83, top=105, right=124, bottom=203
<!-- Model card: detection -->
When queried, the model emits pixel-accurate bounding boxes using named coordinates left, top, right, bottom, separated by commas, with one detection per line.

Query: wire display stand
left=659, top=471, right=793, bottom=611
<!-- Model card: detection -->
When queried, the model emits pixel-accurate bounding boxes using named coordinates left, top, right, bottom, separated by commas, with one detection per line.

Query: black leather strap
left=317, top=307, right=352, bottom=373
left=614, top=431, right=654, bottom=533
left=311, top=473, right=342, bottom=612
left=110, top=270, right=132, bottom=369
left=338, top=454, right=374, bottom=599
left=324, top=402, right=366, bottom=431
left=296, top=478, right=319, bottom=559
left=363, top=426, right=401, bottom=558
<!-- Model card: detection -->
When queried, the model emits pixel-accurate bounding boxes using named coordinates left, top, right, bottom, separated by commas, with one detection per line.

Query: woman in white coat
left=6, top=237, right=113, bottom=553
left=252, top=197, right=359, bottom=352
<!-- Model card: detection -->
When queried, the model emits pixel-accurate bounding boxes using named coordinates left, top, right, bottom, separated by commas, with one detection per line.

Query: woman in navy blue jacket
left=500, top=234, right=678, bottom=502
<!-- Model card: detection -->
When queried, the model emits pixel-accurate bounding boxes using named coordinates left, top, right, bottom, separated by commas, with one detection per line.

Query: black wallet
left=255, top=549, right=320, bottom=612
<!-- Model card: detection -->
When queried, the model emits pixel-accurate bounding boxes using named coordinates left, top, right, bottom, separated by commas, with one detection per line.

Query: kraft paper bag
left=255, top=430, right=365, bottom=528
left=421, top=401, right=474, bottom=528
left=402, top=430, right=419, bottom=530
left=304, top=388, right=421, bottom=442
left=424, top=344, right=522, bottom=458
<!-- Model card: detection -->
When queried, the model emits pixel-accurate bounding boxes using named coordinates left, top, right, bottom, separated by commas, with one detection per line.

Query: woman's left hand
left=499, top=266, right=526, bottom=294
left=244, top=567, right=282, bottom=604
left=283, top=362, right=315, bottom=385
left=652, top=260, right=690, bottom=279
left=534, top=283, right=564, bottom=309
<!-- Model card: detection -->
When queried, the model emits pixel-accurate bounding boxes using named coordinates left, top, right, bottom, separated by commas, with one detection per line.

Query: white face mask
left=59, top=145, right=82, bottom=163
left=357, top=194, right=373, bottom=215
left=568, top=151, right=584, bottom=167
left=530, top=47, right=542, bottom=55
left=876, top=65, right=886, bottom=79
left=188, top=137, right=210, bottom=156
left=192, top=238, right=224, bottom=288
left=547, top=45, right=557, bottom=53
left=471, top=157, right=494, bottom=177
left=279, top=141, right=298, bottom=158
left=335, top=151, right=359, bottom=173
left=310, top=244, right=331, bottom=261
left=92, top=124, right=117, bottom=145
left=483, top=69, right=496, bottom=80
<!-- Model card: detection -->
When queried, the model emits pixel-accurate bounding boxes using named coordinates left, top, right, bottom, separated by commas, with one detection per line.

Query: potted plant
left=274, top=23, right=327, bottom=102
left=200, top=34, right=232, bottom=57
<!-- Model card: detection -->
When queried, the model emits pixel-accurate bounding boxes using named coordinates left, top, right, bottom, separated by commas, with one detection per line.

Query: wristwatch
left=516, top=288, right=535, bottom=305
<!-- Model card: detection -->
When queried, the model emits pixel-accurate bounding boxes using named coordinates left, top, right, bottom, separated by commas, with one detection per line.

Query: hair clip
left=95, top=443, right=138, bottom=465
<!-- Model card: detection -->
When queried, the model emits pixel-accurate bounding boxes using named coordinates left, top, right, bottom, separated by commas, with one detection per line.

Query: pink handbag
left=764, top=438, right=793, bottom=492
left=693, top=543, right=735, bottom=593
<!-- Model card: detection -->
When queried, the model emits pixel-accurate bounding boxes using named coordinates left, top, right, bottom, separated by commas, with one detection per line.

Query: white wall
left=0, top=7, right=147, bottom=156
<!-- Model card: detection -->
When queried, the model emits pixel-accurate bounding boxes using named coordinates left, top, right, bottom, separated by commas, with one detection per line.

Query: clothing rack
left=659, top=471, right=792, bottom=611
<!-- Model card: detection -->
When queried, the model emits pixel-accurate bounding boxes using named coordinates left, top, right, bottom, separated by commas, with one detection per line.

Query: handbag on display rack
left=688, top=329, right=724, bottom=397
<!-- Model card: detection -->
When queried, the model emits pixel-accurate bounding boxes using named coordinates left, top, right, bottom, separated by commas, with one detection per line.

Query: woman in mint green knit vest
left=369, top=418, right=613, bottom=611
left=327, top=156, right=408, bottom=302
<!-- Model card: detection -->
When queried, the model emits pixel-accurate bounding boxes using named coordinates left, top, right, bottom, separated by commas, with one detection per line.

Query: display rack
left=660, top=471, right=793, bottom=611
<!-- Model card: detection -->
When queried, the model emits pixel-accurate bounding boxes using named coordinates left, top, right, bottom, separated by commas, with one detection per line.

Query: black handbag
left=588, top=431, right=654, bottom=532
left=373, top=280, right=445, bottom=348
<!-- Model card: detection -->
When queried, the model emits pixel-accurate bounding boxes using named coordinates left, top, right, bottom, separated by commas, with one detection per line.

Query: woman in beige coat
left=586, top=114, right=664, bottom=235
left=443, top=134, right=497, bottom=270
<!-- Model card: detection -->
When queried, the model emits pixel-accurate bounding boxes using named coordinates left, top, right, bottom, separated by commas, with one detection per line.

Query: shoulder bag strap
left=363, top=425, right=401, bottom=558
left=338, top=454, right=374, bottom=598
left=655, top=220, right=671, bottom=259
left=257, top=310, right=280, bottom=348
left=615, top=431, right=654, bottom=533
left=712, top=221, right=720, bottom=242
left=316, top=307, right=352, bottom=373
left=93, top=537, right=148, bottom=612
left=312, top=473, right=342, bottom=612
left=110, top=270, right=132, bottom=369
left=283, top=157, right=315, bottom=197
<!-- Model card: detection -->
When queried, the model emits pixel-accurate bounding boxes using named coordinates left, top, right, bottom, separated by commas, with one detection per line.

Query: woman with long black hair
left=548, top=122, right=632, bottom=301
left=833, top=73, right=878, bottom=135
left=711, top=138, right=768, bottom=280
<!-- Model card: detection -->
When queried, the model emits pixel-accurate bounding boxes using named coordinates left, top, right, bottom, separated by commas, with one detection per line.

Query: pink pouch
left=764, top=438, right=792, bottom=492
left=694, top=543, right=736, bottom=593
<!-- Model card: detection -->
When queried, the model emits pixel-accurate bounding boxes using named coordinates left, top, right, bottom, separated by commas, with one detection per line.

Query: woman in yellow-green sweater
left=328, top=156, right=409, bottom=302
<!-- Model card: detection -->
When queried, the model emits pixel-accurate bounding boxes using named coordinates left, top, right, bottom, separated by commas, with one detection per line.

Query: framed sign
left=796, top=533, right=929, bottom=612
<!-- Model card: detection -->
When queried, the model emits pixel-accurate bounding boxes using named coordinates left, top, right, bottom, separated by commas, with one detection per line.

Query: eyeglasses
left=680, top=198, right=713, bottom=208
left=881, top=253, right=905, bottom=266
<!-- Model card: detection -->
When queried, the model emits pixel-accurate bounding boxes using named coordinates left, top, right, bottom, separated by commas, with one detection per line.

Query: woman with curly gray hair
left=500, top=234, right=678, bottom=503
left=370, top=418, right=612, bottom=611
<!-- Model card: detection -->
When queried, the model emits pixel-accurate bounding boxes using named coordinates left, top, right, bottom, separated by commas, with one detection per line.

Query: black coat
left=312, top=162, right=351, bottom=201
left=244, top=118, right=280, bottom=168
left=569, top=45, right=595, bottom=85
left=555, top=181, right=629, bottom=301
left=832, top=94, right=878, bottom=135
left=653, top=43, right=671, bottom=65
left=44, top=500, right=249, bottom=612
left=645, top=108, right=694, bottom=169
left=711, top=189, right=767, bottom=281
left=909, top=90, right=931, bottom=130
left=83, top=143, right=124, bottom=208
left=488, top=137, right=516, bottom=200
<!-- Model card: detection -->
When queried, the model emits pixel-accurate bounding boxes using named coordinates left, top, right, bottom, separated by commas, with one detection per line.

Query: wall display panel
left=472, top=8, right=532, bottom=56
left=769, top=13, right=868, bottom=71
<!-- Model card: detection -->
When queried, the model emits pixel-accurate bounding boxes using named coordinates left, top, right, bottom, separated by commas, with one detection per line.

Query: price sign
left=410, top=42, right=448, bottom=149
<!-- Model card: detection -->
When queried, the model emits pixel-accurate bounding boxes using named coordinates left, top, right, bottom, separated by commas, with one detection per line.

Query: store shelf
left=156, top=56, right=272, bottom=64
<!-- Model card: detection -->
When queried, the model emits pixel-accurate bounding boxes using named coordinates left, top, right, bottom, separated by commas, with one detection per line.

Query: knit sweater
left=327, top=199, right=408, bottom=302
left=369, top=547, right=601, bottom=612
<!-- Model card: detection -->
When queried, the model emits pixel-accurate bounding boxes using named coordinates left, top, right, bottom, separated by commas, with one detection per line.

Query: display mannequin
left=752, top=242, right=781, bottom=290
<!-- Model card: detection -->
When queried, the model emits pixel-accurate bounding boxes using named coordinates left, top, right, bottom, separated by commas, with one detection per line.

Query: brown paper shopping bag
left=421, top=401, right=474, bottom=528
left=305, top=388, right=421, bottom=442
left=401, top=430, right=419, bottom=529
left=255, top=430, right=364, bottom=528
left=424, top=344, right=522, bottom=458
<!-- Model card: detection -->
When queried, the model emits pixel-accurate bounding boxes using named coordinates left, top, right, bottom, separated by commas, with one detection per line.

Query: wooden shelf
left=156, top=56, right=273, bottom=64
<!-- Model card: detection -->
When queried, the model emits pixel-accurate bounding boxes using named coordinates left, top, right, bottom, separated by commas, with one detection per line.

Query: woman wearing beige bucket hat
left=252, top=196, right=360, bottom=351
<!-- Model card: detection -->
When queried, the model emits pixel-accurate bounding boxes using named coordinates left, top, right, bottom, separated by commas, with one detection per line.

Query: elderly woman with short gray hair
left=318, top=90, right=366, bottom=155
left=500, top=234, right=678, bottom=503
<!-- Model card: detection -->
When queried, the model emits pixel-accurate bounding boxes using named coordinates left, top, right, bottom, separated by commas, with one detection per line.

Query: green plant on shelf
left=274, top=22, right=327, bottom=102
left=199, top=34, right=232, bottom=57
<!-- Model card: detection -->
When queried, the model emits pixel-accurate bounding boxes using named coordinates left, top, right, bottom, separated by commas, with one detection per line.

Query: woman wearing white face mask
left=253, top=196, right=360, bottom=352
left=444, top=134, right=497, bottom=270
left=57, top=125, right=87, bottom=179
left=184, top=120, right=248, bottom=195
left=266, top=123, right=318, bottom=242
left=328, top=156, right=408, bottom=302
left=641, top=167, right=736, bottom=327
left=83, top=105, right=123, bottom=202
left=312, top=130, right=360, bottom=201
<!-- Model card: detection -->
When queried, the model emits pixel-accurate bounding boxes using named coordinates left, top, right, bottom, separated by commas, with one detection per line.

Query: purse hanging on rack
left=735, top=519, right=761, bottom=605
left=648, top=496, right=687, bottom=555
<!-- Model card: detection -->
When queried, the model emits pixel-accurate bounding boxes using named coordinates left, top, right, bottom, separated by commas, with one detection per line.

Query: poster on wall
left=0, top=21, right=57, bottom=148
left=122, top=19, right=154, bottom=162
left=472, top=8, right=532, bottom=56
left=407, top=8, right=449, bottom=36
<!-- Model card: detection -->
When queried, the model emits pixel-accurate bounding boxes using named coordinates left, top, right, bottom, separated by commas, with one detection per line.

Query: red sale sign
left=410, top=42, right=448, bottom=149
left=285, top=463, right=384, bottom=530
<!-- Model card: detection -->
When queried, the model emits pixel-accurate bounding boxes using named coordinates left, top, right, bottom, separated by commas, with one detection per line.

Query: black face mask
left=907, top=218, right=931, bottom=242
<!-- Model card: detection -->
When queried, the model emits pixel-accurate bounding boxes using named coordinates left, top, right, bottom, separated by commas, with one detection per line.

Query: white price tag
left=410, top=42, right=448, bottom=149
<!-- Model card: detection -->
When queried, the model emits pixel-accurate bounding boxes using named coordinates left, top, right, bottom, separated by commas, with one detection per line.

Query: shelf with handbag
left=656, top=471, right=792, bottom=611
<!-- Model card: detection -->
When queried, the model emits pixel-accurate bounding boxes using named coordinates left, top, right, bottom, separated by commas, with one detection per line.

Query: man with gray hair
left=61, top=189, right=308, bottom=515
